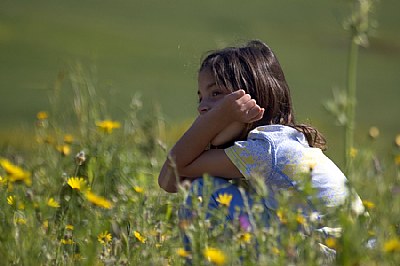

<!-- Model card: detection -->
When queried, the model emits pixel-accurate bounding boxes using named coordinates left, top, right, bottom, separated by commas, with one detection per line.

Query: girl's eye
left=212, top=91, right=222, bottom=97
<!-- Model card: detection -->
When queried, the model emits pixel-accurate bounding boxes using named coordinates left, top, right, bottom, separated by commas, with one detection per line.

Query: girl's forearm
left=170, top=108, right=229, bottom=174
left=158, top=109, right=228, bottom=192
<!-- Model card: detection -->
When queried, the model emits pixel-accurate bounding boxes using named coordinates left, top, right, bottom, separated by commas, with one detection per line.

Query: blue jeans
left=179, top=176, right=271, bottom=251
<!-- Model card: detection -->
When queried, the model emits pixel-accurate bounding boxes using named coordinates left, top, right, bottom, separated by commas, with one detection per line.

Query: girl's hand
left=216, top=90, right=264, bottom=124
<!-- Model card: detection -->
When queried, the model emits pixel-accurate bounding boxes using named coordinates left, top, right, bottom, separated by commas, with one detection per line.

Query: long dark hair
left=200, top=40, right=326, bottom=150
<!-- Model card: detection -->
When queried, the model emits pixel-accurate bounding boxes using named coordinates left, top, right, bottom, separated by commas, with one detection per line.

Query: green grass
left=1, top=0, right=399, bottom=165
left=0, top=68, right=399, bottom=265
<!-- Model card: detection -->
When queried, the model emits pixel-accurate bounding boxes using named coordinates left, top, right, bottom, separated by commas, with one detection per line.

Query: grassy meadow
left=1, top=0, right=400, bottom=265
left=1, top=0, right=399, bottom=163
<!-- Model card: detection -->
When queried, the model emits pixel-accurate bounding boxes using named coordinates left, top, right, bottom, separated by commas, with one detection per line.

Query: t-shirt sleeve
left=224, top=138, right=274, bottom=181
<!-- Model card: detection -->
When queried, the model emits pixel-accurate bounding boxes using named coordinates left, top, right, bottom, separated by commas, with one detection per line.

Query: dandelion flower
left=133, top=186, right=144, bottom=193
left=7, top=195, right=15, bottom=205
left=0, top=158, right=31, bottom=186
left=60, top=239, right=74, bottom=245
left=383, top=238, right=400, bottom=252
left=44, top=136, right=55, bottom=144
left=73, top=253, right=82, bottom=261
left=272, top=247, right=280, bottom=255
left=133, top=230, right=146, bottom=243
left=43, top=220, right=49, bottom=230
left=85, top=191, right=113, bottom=209
left=203, top=247, right=226, bottom=265
left=349, top=148, right=358, bottom=158
left=47, top=197, right=60, bottom=208
left=56, top=144, right=71, bottom=156
left=276, top=209, right=287, bottom=224
left=36, top=111, right=48, bottom=120
left=325, top=237, right=337, bottom=249
left=296, top=213, right=306, bottom=225
left=65, top=224, right=74, bottom=231
left=67, top=177, right=86, bottom=191
left=63, top=134, right=74, bottom=144
left=96, top=120, right=121, bottom=134
left=216, top=193, right=233, bottom=207
left=0, top=175, right=7, bottom=186
left=176, top=248, right=191, bottom=258
left=395, top=155, right=400, bottom=166
left=98, top=231, right=112, bottom=245
left=368, top=126, right=380, bottom=139
left=362, top=200, right=375, bottom=210
left=395, top=134, right=400, bottom=147
left=15, top=217, right=27, bottom=225
left=238, top=232, right=252, bottom=244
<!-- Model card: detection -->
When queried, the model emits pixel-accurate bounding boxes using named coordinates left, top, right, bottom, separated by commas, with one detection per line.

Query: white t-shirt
left=225, top=125, right=364, bottom=214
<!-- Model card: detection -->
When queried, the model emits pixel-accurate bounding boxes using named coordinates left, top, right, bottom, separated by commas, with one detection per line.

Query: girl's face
left=197, top=69, right=245, bottom=146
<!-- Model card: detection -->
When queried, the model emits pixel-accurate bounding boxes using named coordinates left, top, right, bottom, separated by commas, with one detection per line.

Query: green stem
left=345, top=37, right=359, bottom=176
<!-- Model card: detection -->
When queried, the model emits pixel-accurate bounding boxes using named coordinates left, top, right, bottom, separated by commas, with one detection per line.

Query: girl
left=158, top=40, right=363, bottom=228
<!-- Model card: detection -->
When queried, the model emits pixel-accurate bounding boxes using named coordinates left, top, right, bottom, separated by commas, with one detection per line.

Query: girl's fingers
left=242, top=99, right=256, bottom=110
left=247, top=106, right=264, bottom=122
left=230, top=89, right=246, bottom=99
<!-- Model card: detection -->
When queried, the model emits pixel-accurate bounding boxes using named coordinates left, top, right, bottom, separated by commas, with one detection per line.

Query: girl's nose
left=197, top=102, right=210, bottom=115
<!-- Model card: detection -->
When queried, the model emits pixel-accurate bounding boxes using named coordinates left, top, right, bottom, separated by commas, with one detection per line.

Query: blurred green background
left=1, top=0, right=399, bottom=166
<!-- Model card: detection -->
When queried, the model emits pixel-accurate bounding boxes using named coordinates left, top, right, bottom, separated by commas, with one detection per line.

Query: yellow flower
left=7, top=195, right=15, bottom=205
left=60, top=239, right=74, bottom=245
left=271, top=247, right=280, bottom=255
left=349, top=148, right=358, bottom=158
left=176, top=248, right=191, bottom=258
left=98, top=231, right=112, bottom=245
left=47, top=197, right=60, bottom=208
left=67, top=177, right=86, bottom=191
left=73, top=253, right=82, bottom=261
left=276, top=209, right=287, bottom=224
left=133, top=230, right=146, bottom=243
left=203, top=247, right=226, bottom=265
left=238, top=232, right=252, bottom=244
left=0, top=158, right=32, bottom=186
left=36, top=111, right=48, bottom=120
left=44, top=136, right=55, bottom=144
left=15, top=217, right=27, bottom=225
left=56, top=144, right=71, bottom=156
left=0, top=175, right=7, bottom=186
left=368, top=126, right=380, bottom=139
left=63, top=134, right=74, bottom=144
left=325, top=237, right=337, bottom=249
left=383, top=238, right=400, bottom=252
left=395, top=155, right=400, bottom=166
left=216, top=193, right=233, bottom=207
left=362, top=200, right=375, bottom=210
left=133, top=186, right=144, bottom=193
left=96, top=120, right=121, bottom=134
left=85, top=191, right=113, bottom=209
left=43, top=220, right=49, bottom=230
left=65, top=224, right=74, bottom=231
left=17, top=202, right=25, bottom=210
left=395, top=134, right=400, bottom=148
left=296, top=213, right=306, bottom=225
